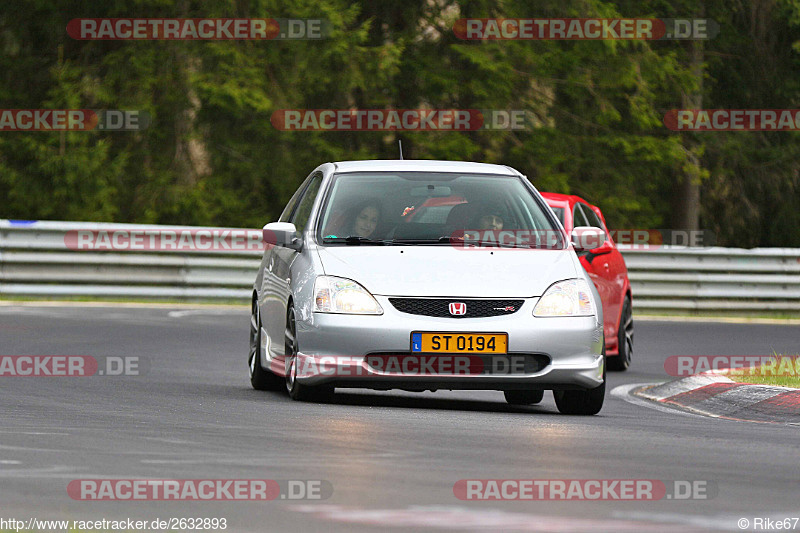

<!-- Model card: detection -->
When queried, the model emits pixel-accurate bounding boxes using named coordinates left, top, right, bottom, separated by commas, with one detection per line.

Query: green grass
left=725, top=354, right=800, bottom=388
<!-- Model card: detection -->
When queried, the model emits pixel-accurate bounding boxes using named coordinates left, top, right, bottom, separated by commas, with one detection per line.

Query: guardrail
left=2, top=220, right=799, bottom=313
left=0, top=220, right=260, bottom=300
left=618, top=245, right=800, bottom=312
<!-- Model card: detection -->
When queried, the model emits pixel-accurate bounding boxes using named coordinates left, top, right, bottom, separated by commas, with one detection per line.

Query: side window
left=290, top=173, right=323, bottom=233
left=279, top=184, right=306, bottom=223
left=572, top=204, right=590, bottom=228
left=550, top=207, right=565, bottom=225
left=580, top=203, right=607, bottom=232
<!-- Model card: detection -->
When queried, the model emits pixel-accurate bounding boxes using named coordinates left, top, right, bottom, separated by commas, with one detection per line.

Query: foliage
left=1, top=0, right=799, bottom=246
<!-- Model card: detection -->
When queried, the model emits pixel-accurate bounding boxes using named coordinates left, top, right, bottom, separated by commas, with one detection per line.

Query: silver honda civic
left=249, top=160, right=607, bottom=414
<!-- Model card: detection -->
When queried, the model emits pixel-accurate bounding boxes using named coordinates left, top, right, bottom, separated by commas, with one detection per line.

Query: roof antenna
left=398, top=139, right=404, bottom=160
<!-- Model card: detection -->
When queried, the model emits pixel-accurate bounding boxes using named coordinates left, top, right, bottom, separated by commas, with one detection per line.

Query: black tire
left=285, top=304, right=334, bottom=402
left=608, top=296, right=633, bottom=371
left=249, top=302, right=283, bottom=391
left=553, top=356, right=606, bottom=415
left=504, top=390, right=544, bottom=405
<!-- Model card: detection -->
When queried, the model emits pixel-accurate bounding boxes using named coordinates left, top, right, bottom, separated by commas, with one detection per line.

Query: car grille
left=388, top=298, right=524, bottom=318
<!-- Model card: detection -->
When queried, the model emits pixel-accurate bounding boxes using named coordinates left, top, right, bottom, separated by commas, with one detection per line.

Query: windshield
left=317, top=172, right=566, bottom=249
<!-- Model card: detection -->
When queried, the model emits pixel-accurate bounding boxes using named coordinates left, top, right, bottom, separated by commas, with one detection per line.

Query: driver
left=476, top=213, right=504, bottom=231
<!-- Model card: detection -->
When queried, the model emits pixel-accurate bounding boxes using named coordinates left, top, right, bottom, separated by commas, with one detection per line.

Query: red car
left=541, top=193, right=633, bottom=371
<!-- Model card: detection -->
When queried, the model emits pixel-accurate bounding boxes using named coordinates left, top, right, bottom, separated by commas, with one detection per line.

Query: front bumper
left=294, top=296, right=605, bottom=391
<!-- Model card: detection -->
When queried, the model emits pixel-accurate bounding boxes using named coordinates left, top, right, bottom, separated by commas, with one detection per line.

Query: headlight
left=533, top=278, right=596, bottom=317
left=313, top=276, right=383, bottom=315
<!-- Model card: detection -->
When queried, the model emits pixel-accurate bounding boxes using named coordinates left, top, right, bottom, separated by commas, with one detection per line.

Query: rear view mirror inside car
left=410, top=185, right=452, bottom=197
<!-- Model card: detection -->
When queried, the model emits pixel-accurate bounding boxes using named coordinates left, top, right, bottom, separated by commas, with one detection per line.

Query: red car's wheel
left=608, top=296, right=633, bottom=371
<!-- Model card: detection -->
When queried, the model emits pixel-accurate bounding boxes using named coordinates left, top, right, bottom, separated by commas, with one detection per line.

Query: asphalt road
left=0, top=304, right=798, bottom=532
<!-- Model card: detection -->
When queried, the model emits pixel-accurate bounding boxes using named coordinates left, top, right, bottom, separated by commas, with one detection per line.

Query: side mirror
left=591, top=239, right=614, bottom=255
left=263, top=222, right=302, bottom=251
left=571, top=226, right=606, bottom=252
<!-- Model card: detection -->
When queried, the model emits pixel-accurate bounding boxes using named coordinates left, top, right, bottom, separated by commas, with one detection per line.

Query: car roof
left=332, top=160, right=519, bottom=176
left=540, top=191, right=594, bottom=208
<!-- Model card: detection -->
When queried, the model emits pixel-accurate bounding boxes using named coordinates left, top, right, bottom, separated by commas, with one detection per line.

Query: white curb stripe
left=689, top=385, right=786, bottom=416
left=610, top=383, right=707, bottom=420
left=637, top=374, right=733, bottom=402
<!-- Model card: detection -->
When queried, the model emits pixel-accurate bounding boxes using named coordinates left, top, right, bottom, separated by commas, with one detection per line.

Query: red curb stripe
left=728, top=389, right=800, bottom=422
left=660, top=382, right=741, bottom=406
left=749, top=390, right=800, bottom=411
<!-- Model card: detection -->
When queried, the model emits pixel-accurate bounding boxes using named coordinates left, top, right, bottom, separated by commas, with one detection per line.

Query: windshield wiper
left=322, top=236, right=392, bottom=245
left=388, top=236, right=454, bottom=245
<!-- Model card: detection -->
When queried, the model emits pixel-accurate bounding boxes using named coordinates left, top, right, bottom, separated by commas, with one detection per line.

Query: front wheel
left=553, top=355, right=606, bottom=415
left=285, top=304, right=334, bottom=402
left=249, top=303, right=283, bottom=391
left=504, top=390, right=544, bottom=405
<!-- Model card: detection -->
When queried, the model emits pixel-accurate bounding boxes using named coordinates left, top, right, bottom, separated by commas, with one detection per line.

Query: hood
left=315, top=245, right=577, bottom=298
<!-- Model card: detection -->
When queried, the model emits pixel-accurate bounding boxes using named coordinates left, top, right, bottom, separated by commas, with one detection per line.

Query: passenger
left=348, top=200, right=382, bottom=238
